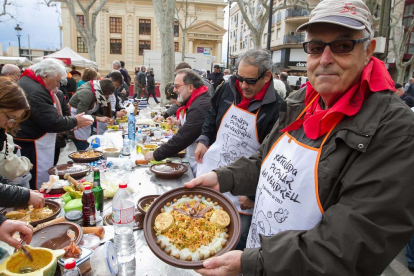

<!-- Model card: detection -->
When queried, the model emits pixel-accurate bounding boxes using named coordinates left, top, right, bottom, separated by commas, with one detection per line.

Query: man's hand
left=239, top=196, right=254, bottom=210
left=75, top=112, right=93, bottom=128
left=184, top=172, right=220, bottom=191
left=0, top=220, right=33, bottom=249
left=116, top=109, right=127, bottom=118
left=196, top=250, right=242, bottom=276
left=28, top=190, right=45, bottom=209
left=153, top=115, right=165, bottom=122
left=121, top=88, right=127, bottom=95
left=97, top=116, right=111, bottom=123
left=145, top=152, right=154, bottom=161
left=195, top=143, right=208, bottom=163
left=166, top=117, right=178, bottom=126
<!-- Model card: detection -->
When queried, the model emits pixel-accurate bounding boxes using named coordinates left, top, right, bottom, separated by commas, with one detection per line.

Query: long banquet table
left=85, top=160, right=200, bottom=276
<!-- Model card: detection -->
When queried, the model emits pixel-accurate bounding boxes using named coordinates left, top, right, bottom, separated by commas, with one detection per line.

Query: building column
left=216, top=41, right=222, bottom=63
left=188, top=39, right=193, bottom=53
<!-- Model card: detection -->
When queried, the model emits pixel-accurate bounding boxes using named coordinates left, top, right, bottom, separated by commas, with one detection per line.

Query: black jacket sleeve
left=154, top=94, right=211, bottom=160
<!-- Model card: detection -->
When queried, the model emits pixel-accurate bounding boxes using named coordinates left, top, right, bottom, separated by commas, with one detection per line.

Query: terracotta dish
left=68, top=150, right=103, bottom=163
left=103, top=212, right=144, bottom=231
left=0, top=199, right=61, bottom=227
left=137, top=195, right=160, bottom=214
left=143, top=186, right=241, bottom=269
left=48, top=161, right=91, bottom=180
left=149, top=161, right=188, bottom=179
left=24, top=222, right=83, bottom=250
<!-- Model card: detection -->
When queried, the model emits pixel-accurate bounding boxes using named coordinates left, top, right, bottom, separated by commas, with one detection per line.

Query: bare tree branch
left=175, top=0, right=198, bottom=61
left=0, top=0, right=17, bottom=21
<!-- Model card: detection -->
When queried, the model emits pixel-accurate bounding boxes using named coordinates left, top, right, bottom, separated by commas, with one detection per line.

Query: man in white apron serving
left=15, top=58, right=93, bottom=190
left=195, top=48, right=283, bottom=250
left=185, top=1, right=414, bottom=275
left=145, top=69, right=211, bottom=174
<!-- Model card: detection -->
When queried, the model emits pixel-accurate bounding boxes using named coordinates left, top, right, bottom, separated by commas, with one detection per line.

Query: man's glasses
left=302, top=37, right=370, bottom=54
left=173, top=83, right=186, bottom=89
left=1, top=108, right=16, bottom=124
left=235, top=71, right=267, bottom=85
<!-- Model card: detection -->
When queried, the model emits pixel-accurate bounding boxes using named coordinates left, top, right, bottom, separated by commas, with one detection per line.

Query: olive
left=224, top=228, right=228, bottom=232
left=210, top=250, right=215, bottom=256
left=175, top=253, right=180, bottom=259
left=161, top=243, right=166, bottom=249
left=221, top=241, right=226, bottom=247
left=156, top=240, right=162, bottom=245
left=198, top=195, right=202, bottom=198
left=182, top=195, right=187, bottom=198
left=199, top=253, right=204, bottom=260
left=189, top=195, right=194, bottom=199
left=207, top=198, right=211, bottom=202
left=166, top=202, right=171, bottom=207
left=186, top=256, right=192, bottom=261
left=219, top=207, right=223, bottom=210
left=166, top=249, right=172, bottom=254
left=161, top=208, right=165, bottom=213
left=173, top=198, right=177, bottom=202
left=214, top=202, right=218, bottom=206
left=225, top=234, right=229, bottom=239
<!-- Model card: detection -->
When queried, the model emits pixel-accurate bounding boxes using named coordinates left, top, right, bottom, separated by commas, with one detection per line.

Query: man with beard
left=144, top=69, right=211, bottom=174
left=194, top=48, right=283, bottom=250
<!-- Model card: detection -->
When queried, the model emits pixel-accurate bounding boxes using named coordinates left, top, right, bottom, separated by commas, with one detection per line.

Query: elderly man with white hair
left=1, top=64, right=20, bottom=81
left=15, top=58, right=92, bottom=190
left=112, top=60, right=129, bottom=86
left=186, top=0, right=414, bottom=275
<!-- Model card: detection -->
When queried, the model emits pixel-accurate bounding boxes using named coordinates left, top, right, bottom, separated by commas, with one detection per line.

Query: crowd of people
left=0, top=0, right=414, bottom=274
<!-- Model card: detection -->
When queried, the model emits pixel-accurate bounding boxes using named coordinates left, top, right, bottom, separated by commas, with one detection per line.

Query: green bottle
left=92, top=167, right=104, bottom=214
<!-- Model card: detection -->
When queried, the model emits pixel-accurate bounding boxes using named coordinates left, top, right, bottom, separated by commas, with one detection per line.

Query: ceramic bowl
left=103, top=212, right=144, bottom=231
left=143, top=186, right=241, bottom=269
left=149, top=161, right=188, bottom=179
left=68, top=150, right=103, bottom=163
left=48, top=161, right=91, bottom=180
left=136, top=195, right=160, bottom=214
left=27, top=222, right=83, bottom=250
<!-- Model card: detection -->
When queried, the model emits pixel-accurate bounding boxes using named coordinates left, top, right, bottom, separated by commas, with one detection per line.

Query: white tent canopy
left=0, top=56, right=32, bottom=66
left=33, top=47, right=98, bottom=69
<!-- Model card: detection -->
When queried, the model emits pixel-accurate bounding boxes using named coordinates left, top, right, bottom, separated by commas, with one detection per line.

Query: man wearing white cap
left=185, top=0, right=414, bottom=275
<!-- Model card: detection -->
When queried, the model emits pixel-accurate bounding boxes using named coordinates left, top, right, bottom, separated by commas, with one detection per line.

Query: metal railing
left=285, top=8, right=309, bottom=18
left=283, top=33, right=306, bottom=44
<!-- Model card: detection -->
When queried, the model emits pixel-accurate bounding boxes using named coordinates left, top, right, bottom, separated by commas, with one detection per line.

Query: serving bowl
left=0, top=199, right=61, bottom=227
left=137, top=195, right=160, bottom=214
left=48, top=161, right=91, bottom=180
left=103, top=212, right=144, bottom=231
left=143, top=186, right=241, bottom=269
left=68, top=150, right=103, bottom=163
left=149, top=161, right=188, bottom=179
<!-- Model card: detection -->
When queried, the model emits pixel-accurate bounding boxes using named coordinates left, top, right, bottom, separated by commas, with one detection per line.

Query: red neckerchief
left=236, top=79, right=271, bottom=110
left=176, top=85, right=208, bottom=120
left=281, top=57, right=396, bottom=139
left=21, top=69, right=55, bottom=103
left=89, top=80, right=97, bottom=101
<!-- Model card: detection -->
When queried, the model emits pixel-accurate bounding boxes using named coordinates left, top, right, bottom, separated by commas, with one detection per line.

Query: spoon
left=21, top=246, right=33, bottom=262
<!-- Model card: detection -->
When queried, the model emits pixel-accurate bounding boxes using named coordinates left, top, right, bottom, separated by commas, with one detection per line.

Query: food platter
left=25, top=222, right=83, bottom=250
left=68, top=150, right=103, bottom=163
left=48, top=161, right=91, bottom=180
left=0, top=199, right=61, bottom=227
left=143, top=186, right=241, bottom=269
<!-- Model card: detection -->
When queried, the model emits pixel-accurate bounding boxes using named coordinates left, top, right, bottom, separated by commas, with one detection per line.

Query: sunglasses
left=235, top=71, right=267, bottom=85
left=302, top=37, right=370, bottom=54
left=1, top=108, right=17, bottom=124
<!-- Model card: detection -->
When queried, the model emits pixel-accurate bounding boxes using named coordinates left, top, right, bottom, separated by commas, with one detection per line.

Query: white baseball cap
left=297, top=0, right=373, bottom=34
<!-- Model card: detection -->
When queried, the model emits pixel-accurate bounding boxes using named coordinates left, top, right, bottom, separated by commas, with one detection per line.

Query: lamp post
left=226, top=0, right=232, bottom=69
left=14, top=24, right=22, bottom=57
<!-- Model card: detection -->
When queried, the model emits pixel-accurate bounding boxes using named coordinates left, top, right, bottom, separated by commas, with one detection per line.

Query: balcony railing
left=285, top=8, right=309, bottom=19
left=283, top=33, right=306, bottom=44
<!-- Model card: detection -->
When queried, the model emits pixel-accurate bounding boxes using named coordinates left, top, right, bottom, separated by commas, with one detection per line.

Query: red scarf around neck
left=281, top=57, right=395, bottom=139
left=21, top=69, right=55, bottom=103
left=236, top=79, right=271, bottom=110
left=176, top=85, right=208, bottom=120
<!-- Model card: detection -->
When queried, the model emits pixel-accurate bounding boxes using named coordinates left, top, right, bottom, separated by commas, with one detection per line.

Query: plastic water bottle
left=122, top=137, right=131, bottom=156
left=63, top=258, right=81, bottom=276
left=128, top=113, right=135, bottom=141
left=112, top=183, right=135, bottom=263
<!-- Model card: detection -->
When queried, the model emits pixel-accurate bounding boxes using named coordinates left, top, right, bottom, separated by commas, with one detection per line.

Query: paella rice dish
left=71, top=150, right=101, bottom=158
left=5, top=206, right=54, bottom=222
left=154, top=194, right=230, bottom=261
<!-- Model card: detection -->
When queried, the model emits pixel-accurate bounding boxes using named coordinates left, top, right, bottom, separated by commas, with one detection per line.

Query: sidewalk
left=382, top=249, right=413, bottom=276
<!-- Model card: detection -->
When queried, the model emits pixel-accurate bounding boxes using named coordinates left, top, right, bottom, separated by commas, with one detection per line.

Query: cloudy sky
left=0, top=0, right=230, bottom=63
left=0, top=0, right=62, bottom=52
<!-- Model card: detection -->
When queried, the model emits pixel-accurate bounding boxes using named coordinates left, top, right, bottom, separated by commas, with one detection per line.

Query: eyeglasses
left=173, top=83, right=186, bottom=89
left=1, top=108, right=16, bottom=124
left=235, top=71, right=267, bottom=85
left=302, top=37, right=370, bottom=54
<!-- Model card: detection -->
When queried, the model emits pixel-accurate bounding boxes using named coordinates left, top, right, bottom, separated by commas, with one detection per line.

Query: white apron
left=71, top=103, right=98, bottom=141
left=246, top=96, right=337, bottom=248
left=35, top=132, right=56, bottom=189
left=196, top=104, right=260, bottom=214
left=179, top=112, right=197, bottom=175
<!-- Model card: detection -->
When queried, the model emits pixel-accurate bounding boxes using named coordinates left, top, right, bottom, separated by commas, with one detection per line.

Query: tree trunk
left=181, top=32, right=186, bottom=61
left=87, top=39, right=96, bottom=62
left=153, top=0, right=176, bottom=106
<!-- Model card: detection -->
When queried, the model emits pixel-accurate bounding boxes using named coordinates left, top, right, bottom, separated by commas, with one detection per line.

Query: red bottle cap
left=84, top=185, right=92, bottom=190
left=119, top=183, right=127, bottom=188
left=64, top=258, right=76, bottom=269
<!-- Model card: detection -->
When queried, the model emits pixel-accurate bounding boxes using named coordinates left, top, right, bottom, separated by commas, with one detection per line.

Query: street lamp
left=14, top=24, right=22, bottom=57
left=226, top=0, right=232, bottom=70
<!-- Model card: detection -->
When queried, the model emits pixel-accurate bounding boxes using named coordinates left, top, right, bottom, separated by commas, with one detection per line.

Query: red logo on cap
left=340, top=2, right=357, bottom=15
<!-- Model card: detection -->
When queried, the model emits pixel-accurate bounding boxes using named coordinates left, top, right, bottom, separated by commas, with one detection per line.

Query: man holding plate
left=185, top=0, right=414, bottom=275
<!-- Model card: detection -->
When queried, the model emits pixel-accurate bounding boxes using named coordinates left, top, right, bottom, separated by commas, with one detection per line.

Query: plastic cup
left=90, top=241, right=119, bottom=276
left=154, top=130, right=162, bottom=139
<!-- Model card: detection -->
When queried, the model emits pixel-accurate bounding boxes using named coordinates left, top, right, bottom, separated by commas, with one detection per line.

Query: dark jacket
left=153, top=91, right=211, bottom=161
left=216, top=88, right=414, bottom=276
left=16, top=76, right=77, bottom=140
left=0, top=178, right=31, bottom=226
left=55, top=90, right=70, bottom=149
left=401, top=93, right=414, bottom=108
left=282, top=79, right=293, bottom=98
left=197, top=75, right=283, bottom=147
left=137, top=71, right=146, bottom=87
left=147, top=74, right=155, bottom=95
left=208, top=72, right=224, bottom=89
left=119, top=68, right=130, bottom=86
left=116, top=82, right=129, bottom=102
